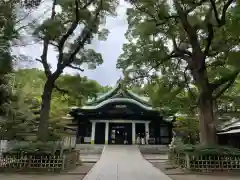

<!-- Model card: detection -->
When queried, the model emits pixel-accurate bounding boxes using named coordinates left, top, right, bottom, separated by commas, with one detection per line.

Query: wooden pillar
left=105, top=122, right=109, bottom=144
left=91, top=122, right=96, bottom=144
left=145, top=122, right=149, bottom=144
left=132, top=122, right=136, bottom=144
left=76, top=119, right=81, bottom=143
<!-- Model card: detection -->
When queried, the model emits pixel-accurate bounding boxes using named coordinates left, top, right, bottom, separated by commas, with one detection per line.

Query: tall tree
left=118, top=0, right=240, bottom=145
left=0, top=1, right=17, bottom=116
left=32, top=0, right=118, bottom=141
left=0, top=0, right=43, bottom=117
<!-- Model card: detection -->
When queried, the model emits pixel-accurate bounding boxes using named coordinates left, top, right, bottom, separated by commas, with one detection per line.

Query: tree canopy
left=19, top=0, right=119, bottom=141
left=118, top=0, right=240, bottom=145
left=12, top=68, right=105, bottom=115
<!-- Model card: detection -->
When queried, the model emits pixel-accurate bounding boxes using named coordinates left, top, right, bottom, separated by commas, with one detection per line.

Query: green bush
left=171, top=144, right=240, bottom=156
left=3, top=141, right=62, bottom=156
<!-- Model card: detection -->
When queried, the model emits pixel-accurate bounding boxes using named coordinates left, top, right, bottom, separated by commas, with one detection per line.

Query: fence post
left=185, top=154, right=190, bottom=169
left=61, top=154, right=66, bottom=171
left=28, top=155, right=32, bottom=168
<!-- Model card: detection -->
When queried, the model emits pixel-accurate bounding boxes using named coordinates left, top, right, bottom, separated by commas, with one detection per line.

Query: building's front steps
left=138, top=144, right=169, bottom=154
left=76, top=144, right=169, bottom=154
left=76, top=144, right=105, bottom=154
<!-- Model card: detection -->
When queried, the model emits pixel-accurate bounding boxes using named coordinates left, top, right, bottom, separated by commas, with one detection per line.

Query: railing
left=169, top=152, right=240, bottom=171
left=0, top=150, right=80, bottom=172
left=0, top=138, right=80, bottom=172
left=0, top=155, right=63, bottom=172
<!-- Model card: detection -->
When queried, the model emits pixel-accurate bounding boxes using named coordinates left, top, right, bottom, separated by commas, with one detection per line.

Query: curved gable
left=82, top=98, right=153, bottom=111
left=86, top=79, right=151, bottom=106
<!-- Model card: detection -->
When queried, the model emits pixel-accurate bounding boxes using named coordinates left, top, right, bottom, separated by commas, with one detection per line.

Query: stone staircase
left=138, top=145, right=169, bottom=154
left=76, top=144, right=105, bottom=154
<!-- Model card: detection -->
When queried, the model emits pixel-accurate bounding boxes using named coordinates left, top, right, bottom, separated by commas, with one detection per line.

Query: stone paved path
left=83, top=145, right=172, bottom=180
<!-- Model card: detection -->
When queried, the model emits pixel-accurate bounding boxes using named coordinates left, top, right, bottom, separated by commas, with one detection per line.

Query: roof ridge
left=86, top=80, right=151, bottom=105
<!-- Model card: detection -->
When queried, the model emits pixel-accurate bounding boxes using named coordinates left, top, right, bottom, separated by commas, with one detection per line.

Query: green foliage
left=100, top=85, right=113, bottom=93
left=217, top=78, right=240, bottom=119
left=0, top=0, right=42, bottom=117
left=0, top=103, right=37, bottom=140
left=119, top=0, right=240, bottom=95
left=30, top=0, right=119, bottom=140
left=12, top=68, right=104, bottom=115
left=174, top=116, right=199, bottom=144
left=118, top=1, right=240, bottom=144
left=0, top=73, right=40, bottom=140
left=0, top=68, right=107, bottom=140
left=56, top=74, right=102, bottom=105
left=4, top=141, right=60, bottom=156
left=172, top=144, right=240, bottom=156
left=32, top=0, right=118, bottom=70
left=0, top=1, right=16, bottom=116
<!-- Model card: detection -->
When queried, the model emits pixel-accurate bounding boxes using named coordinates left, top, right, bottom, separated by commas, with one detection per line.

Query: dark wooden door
left=95, top=123, right=105, bottom=144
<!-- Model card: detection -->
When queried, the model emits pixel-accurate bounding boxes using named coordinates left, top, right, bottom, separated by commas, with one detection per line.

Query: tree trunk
left=198, top=92, right=217, bottom=145
left=37, top=79, right=54, bottom=142
left=190, top=53, right=217, bottom=146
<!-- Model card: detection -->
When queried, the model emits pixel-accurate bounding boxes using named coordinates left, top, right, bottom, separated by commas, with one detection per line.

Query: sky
left=13, top=0, right=129, bottom=86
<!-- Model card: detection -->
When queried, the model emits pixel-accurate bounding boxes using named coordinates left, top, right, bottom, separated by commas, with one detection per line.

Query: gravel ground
left=0, top=163, right=95, bottom=180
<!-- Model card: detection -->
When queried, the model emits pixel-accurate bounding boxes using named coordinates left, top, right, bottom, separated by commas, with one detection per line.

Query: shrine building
left=68, top=80, right=173, bottom=145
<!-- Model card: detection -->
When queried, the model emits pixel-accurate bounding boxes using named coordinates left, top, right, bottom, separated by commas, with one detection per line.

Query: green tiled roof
left=82, top=98, right=153, bottom=110
left=86, top=80, right=151, bottom=106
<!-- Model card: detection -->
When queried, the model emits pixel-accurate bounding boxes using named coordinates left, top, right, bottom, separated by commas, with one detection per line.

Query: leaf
left=98, top=28, right=109, bottom=41
left=226, top=52, right=240, bottom=67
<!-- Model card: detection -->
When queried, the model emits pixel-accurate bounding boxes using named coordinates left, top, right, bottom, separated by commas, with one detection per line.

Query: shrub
left=171, top=144, right=240, bottom=156
left=3, top=141, right=61, bottom=157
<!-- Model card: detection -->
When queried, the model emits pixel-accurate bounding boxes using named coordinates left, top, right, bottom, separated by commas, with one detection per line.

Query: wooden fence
left=170, top=152, right=240, bottom=171
left=0, top=150, right=80, bottom=172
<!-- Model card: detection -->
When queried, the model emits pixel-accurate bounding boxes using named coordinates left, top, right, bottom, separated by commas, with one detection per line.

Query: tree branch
left=62, top=0, right=103, bottom=68
left=184, top=66, right=197, bottom=102
left=213, top=78, right=236, bottom=99
left=124, top=51, right=178, bottom=84
left=58, top=0, right=80, bottom=63
left=210, top=70, right=240, bottom=91
left=53, top=84, right=68, bottom=95
left=210, top=0, right=221, bottom=24
left=40, top=0, right=57, bottom=77
left=210, top=0, right=235, bottom=26
left=133, top=0, right=207, bottom=27
left=173, top=0, right=201, bottom=52
left=220, top=0, right=235, bottom=25
left=67, top=64, right=84, bottom=71
left=152, top=52, right=177, bottom=70
left=127, top=52, right=177, bottom=82
left=172, top=38, right=192, bottom=57
left=206, top=50, right=229, bottom=68
left=204, top=23, right=214, bottom=55
left=57, top=0, right=96, bottom=65
left=82, top=0, right=96, bottom=9
left=185, top=0, right=208, bottom=15
left=15, top=10, right=32, bottom=24
left=133, top=3, right=178, bottom=27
